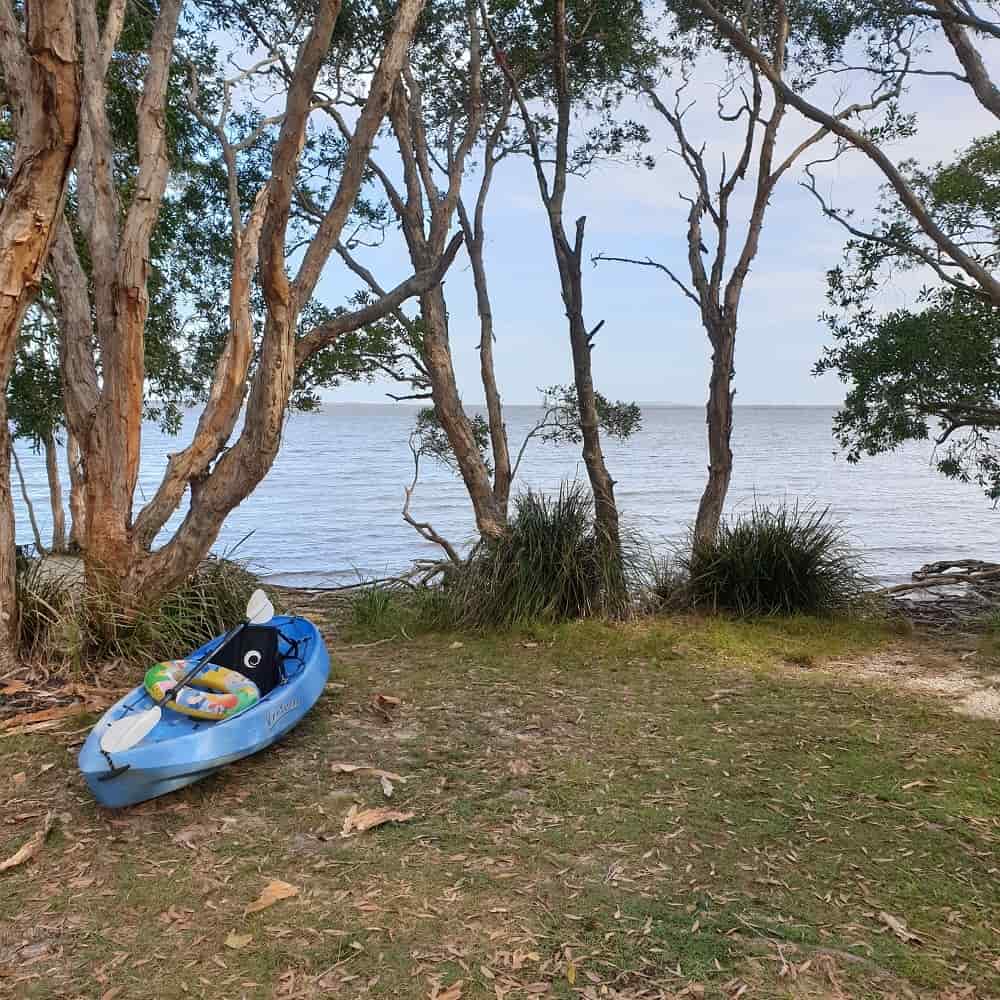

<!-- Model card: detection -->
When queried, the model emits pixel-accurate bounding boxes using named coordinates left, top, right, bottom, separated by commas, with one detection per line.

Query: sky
left=309, top=35, right=999, bottom=408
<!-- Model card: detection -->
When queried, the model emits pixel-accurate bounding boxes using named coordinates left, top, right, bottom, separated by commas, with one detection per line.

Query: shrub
left=441, top=482, right=635, bottom=628
left=682, top=503, right=867, bottom=616
left=647, top=552, right=689, bottom=611
left=16, top=554, right=267, bottom=669
left=15, top=549, right=74, bottom=658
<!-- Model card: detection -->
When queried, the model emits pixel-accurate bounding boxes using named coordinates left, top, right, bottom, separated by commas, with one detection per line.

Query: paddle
left=99, top=589, right=275, bottom=755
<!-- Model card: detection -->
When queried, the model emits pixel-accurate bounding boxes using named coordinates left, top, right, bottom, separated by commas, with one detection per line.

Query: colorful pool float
left=143, top=660, right=260, bottom=721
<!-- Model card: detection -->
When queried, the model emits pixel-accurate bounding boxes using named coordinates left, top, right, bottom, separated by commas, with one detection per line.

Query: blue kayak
left=78, top=615, right=329, bottom=808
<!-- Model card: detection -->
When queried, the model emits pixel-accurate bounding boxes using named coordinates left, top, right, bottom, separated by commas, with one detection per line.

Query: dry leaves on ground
left=330, top=762, right=405, bottom=783
left=878, top=911, right=922, bottom=944
left=370, top=693, right=401, bottom=722
left=0, top=813, right=54, bottom=873
left=244, top=880, right=299, bottom=915
left=430, top=981, right=463, bottom=1000
left=225, top=930, right=253, bottom=950
left=340, top=805, right=415, bottom=837
left=0, top=705, right=84, bottom=732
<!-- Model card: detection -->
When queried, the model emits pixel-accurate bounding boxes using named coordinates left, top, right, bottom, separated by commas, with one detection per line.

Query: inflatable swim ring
left=143, top=660, right=260, bottom=721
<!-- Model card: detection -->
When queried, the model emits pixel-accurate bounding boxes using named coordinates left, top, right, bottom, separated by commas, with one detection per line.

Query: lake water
left=10, top=404, right=999, bottom=586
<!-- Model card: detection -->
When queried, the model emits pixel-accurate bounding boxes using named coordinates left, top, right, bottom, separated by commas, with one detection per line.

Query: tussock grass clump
left=682, top=502, right=867, bottom=616
left=350, top=586, right=395, bottom=629
left=441, top=483, right=634, bottom=628
left=16, top=554, right=265, bottom=669
left=15, top=548, right=73, bottom=658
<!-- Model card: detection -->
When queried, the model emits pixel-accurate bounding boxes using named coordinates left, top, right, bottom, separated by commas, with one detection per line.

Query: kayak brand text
left=266, top=698, right=301, bottom=728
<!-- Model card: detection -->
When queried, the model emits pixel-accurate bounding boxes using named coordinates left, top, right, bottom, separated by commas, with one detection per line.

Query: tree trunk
left=77, top=0, right=182, bottom=590
left=66, top=431, right=85, bottom=551
left=43, top=431, right=66, bottom=552
left=11, top=446, right=45, bottom=554
left=0, top=416, right=14, bottom=659
left=556, top=218, right=623, bottom=582
left=693, top=328, right=735, bottom=547
left=420, top=284, right=506, bottom=537
left=0, top=0, right=80, bottom=666
left=466, top=231, right=512, bottom=513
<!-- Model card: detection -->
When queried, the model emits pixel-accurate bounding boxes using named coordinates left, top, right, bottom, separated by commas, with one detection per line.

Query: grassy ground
left=1, top=605, right=999, bottom=999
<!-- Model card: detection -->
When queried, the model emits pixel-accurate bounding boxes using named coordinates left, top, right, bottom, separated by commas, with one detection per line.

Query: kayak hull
left=78, top=615, right=329, bottom=808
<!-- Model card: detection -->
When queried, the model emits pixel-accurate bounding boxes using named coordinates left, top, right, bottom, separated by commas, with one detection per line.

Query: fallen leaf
left=433, top=981, right=463, bottom=1000
left=0, top=813, right=54, bottom=872
left=509, top=759, right=531, bottom=777
left=244, top=880, right=299, bottom=915
left=12, top=772, right=26, bottom=786
left=449, top=641, right=464, bottom=649
left=380, top=775, right=394, bottom=798
left=879, top=911, right=922, bottom=944
left=341, top=806, right=415, bottom=837
left=370, top=693, right=400, bottom=722
left=0, top=705, right=83, bottom=731
left=330, top=762, right=405, bottom=783
left=566, top=961, right=576, bottom=985
left=225, top=930, right=253, bottom=950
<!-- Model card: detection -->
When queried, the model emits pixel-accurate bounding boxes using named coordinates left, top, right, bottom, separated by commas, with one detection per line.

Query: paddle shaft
left=155, top=620, right=247, bottom=707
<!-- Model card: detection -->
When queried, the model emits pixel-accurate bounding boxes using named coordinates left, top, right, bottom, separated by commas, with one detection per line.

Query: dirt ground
left=1, top=604, right=998, bottom=999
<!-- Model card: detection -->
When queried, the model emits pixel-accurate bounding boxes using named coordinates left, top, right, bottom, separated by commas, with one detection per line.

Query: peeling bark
left=40, top=0, right=440, bottom=615
left=0, top=0, right=79, bottom=664
left=693, top=332, right=735, bottom=548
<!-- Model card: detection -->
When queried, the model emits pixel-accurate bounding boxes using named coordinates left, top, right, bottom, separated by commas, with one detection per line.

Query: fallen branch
left=881, top=565, right=1000, bottom=595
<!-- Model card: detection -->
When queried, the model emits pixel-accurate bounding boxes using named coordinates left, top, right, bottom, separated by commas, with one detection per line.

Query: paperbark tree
left=323, top=0, right=508, bottom=540
left=481, top=0, right=653, bottom=601
left=596, top=10, right=905, bottom=545
left=455, top=83, right=516, bottom=518
left=48, top=0, right=445, bottom=609
left=0, top=0, right=79, bottom=662
left=688, top=0, right=1000, bottom=306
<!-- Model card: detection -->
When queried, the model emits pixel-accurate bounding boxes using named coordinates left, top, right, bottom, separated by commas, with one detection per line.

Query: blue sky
left=315, top=45, right=998, bottom=407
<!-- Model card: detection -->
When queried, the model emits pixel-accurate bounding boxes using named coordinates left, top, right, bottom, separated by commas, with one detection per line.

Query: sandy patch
left=823, top=647, right=1000, bottom=722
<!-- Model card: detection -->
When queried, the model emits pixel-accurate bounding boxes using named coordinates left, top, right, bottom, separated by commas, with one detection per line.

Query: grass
left=681, top=503, right=867, bottom=616
left=1, top=604, right=999, bottom=999
left=15, top=554, right=265, bottom=668
left=437, top=484, right=641, bottom=627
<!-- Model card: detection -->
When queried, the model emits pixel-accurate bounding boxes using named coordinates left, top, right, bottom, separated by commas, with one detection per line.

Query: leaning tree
left=817, top=132, right=1000, bottom=500
left=46, top=0, right=458, bottom=611
left=0, top=0, right=79, bottom=662
left=689, top=0, right=1000, bottom=306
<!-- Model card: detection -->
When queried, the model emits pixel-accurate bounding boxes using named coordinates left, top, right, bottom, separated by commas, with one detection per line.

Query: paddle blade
left=100, top=706, right=161, bottom=754
left=246, top=588, right=274, bottom=625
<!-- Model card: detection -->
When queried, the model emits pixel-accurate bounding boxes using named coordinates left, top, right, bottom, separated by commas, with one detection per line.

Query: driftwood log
left=881, top=560, right=1000, bottom=595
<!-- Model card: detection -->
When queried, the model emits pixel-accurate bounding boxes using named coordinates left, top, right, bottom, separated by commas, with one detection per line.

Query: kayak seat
left=209, top=624, right=283, bottom=696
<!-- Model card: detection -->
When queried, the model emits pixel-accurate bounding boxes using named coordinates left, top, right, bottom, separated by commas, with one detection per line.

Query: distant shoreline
left=313, top=400, right=845, bottom=409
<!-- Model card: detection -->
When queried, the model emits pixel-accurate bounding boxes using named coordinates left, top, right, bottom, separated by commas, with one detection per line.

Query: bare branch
left=592, top=253, right=701, bottom=307
left=402, top=436, right=462, bottom=565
